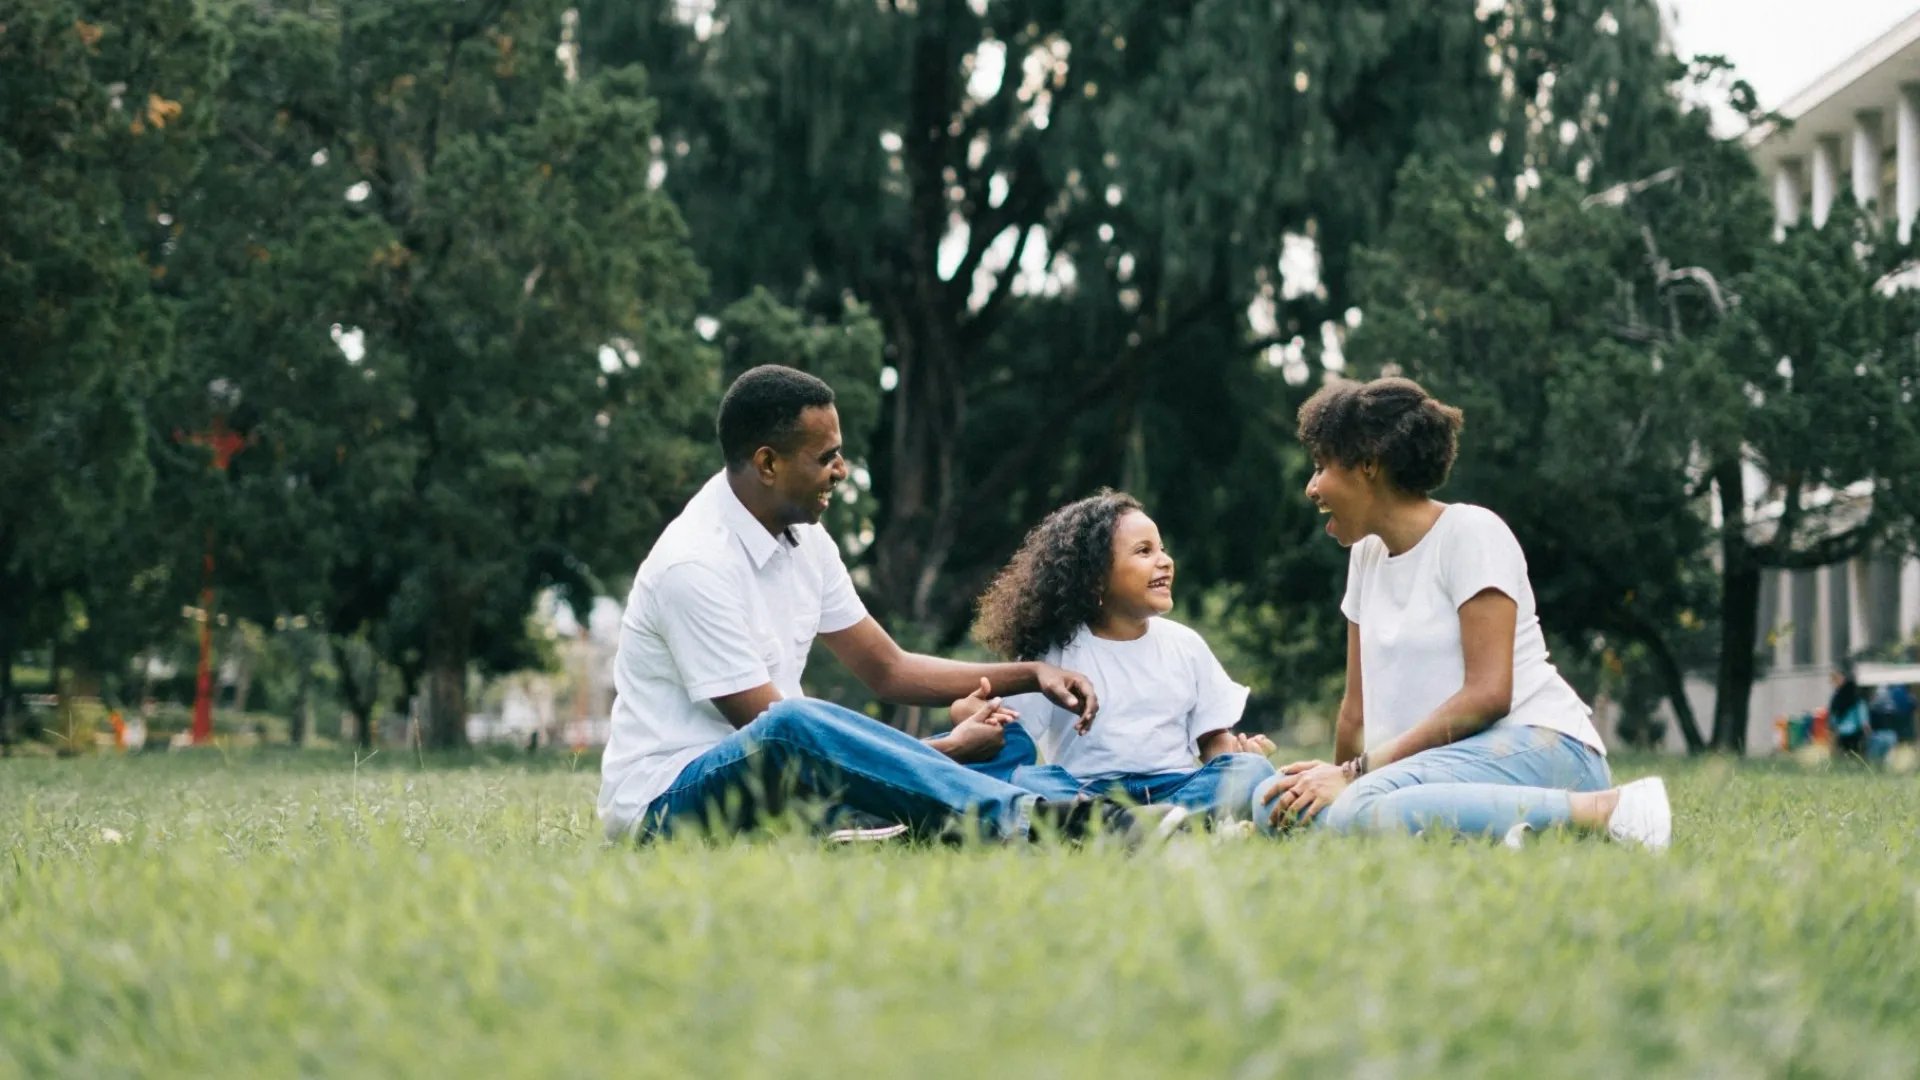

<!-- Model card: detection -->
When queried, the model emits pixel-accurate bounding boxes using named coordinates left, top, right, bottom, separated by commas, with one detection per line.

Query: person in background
left=1828, top=666, right=1872, bottom=758
left=1868, top=681, right=1916, bottom=744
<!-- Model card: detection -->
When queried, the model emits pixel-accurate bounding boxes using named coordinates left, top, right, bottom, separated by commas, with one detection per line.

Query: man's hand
left=1260, top=760, right=1350, bottom=830
left=949, top=677, right=1018, bottom=727
left=1034, top=664, right=1099, bottom=733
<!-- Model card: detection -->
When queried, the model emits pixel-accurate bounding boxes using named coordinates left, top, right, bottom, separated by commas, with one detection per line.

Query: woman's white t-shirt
left=1341, top=504, right=1605, bottom=754
left=1001, top=618, right=1250, bottom=780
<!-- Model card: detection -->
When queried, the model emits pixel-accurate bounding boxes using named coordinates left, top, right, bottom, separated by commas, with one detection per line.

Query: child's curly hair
left=972, top=490, right=1143, bottom=661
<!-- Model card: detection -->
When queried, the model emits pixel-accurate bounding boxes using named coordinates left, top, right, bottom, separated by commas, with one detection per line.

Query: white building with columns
left=1708, top=12, right=1920, bottom=752
left=1753, top=11, right=1920, bottom=237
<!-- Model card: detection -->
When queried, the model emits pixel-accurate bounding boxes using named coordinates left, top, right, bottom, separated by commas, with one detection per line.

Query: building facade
left=1715, top=13, right=1920, bottom=751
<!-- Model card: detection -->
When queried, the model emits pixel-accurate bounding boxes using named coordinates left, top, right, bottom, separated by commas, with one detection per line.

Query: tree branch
left=947, top=289, right=1222, bottom=527
left=224, top=126, right=277, bottom=164
left=1758, top=520, right=1879, bottom=570
left=1607, top=320, right=1668, bottom=346
left=948, top=154, right=1049, bottom=317
left=1599, top=606, right=1708, bottom=754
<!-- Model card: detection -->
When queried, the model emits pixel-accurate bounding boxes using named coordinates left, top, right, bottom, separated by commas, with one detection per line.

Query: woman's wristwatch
left=1340, top=752, right=1370, bottom=782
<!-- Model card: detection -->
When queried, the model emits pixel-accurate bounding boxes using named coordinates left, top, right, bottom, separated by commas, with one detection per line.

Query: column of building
left=1764, top=90, right=1920, bottom=670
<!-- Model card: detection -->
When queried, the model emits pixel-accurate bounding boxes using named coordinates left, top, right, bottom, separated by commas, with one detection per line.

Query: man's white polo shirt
left=597, top=471, right=868, bottom=838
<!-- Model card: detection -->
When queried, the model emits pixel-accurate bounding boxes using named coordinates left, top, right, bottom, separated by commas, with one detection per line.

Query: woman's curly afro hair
left=1296, top=376, right=1464, bottom=495
left=972, top=490, right=1143, bottom=661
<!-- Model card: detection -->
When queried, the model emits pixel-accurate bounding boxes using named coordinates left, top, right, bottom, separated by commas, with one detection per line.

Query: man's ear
left=751, top=445, right=780, bottom=484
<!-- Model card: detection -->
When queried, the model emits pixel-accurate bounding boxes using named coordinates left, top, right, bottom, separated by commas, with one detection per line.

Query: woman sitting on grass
left=1259, top=376, right=1672, bottom=850
left=954, top=491, right=1278, bottom=828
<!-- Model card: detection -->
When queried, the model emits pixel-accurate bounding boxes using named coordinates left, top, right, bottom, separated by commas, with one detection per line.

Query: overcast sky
left=1666, top=0, right=1917, bottom=106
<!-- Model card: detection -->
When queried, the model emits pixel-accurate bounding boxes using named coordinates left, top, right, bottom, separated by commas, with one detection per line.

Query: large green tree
left=0, top=1, right=225, bottom=739
left=579, top=0, right=1684, bottom=701
left=1348, top=59, right=1920, bottom=753
left=1345, top=156, right=1720, bottom=749
left=580, top=0, right=1495, bottom=641
left=1689, top=205, right=1920, bottom=751
left=160, top=0, right=748, bottom=747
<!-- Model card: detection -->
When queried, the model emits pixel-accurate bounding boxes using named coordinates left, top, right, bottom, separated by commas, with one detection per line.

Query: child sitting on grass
left=952, top=490, right=1277, bottom=827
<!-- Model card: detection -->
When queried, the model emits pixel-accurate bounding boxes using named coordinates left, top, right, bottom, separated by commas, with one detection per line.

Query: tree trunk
left=424, top=607, right=472, bottom=751
left=41, top=637, right=63, bottom=748
left=230, top=632, right=254, bottom=716
left=394, top=665, right=421, bottom=749
left=1711, top=460, right=1757, bottom=754
left=17, top=639, right=46, bottom=743
left=289, top=635, right=311, bottom=748
left=330, top=634, right=381, bottom=751
left=55, top=654, right=100, bottom=756
left=0, top=617, right=13, bottom=753
left=1636, top=626, right=1707, bottom=754
left=868, top=24, right=967, bottom=634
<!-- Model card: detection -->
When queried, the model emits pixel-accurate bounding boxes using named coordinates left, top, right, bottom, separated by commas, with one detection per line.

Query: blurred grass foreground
left=0, top=752, right=1916, bottom=1079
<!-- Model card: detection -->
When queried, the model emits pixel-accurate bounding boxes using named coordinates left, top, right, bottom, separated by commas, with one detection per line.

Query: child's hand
left=1232, top=732, right=1278, bottom=756
left=935, top=715, right=1006, bottom=764
left=1199, top=730, right=1276, bottom=762
left=950, top=677, right=1019, bottom=727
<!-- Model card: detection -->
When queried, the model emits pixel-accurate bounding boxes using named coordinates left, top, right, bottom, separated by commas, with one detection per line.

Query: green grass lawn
left=1, top=752, right=1916, bottom=1079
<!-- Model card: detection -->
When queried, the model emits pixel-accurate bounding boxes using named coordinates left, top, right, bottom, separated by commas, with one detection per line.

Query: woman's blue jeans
left=1253, top=724, right=1611, bottom=838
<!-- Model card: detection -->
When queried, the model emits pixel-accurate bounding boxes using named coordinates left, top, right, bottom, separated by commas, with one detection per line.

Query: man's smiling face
left=769, top=404, right=849, bottom=528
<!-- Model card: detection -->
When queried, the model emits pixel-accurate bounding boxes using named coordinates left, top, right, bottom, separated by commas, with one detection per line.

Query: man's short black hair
left=717, top=364, right=837, bottom=468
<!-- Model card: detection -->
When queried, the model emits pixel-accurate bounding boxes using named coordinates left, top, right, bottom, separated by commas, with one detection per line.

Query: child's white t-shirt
left=1341, top=503, right=1605, bottom=754
left=1001, top=618, right=1249, bottom=779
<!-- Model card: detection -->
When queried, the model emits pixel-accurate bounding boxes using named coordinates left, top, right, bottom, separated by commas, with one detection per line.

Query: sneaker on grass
left=826, top=823, right=911, bottom=844
left=1607, top=777, right=1672, bottom=853
left=1030, top=798, right=1192, bottom=850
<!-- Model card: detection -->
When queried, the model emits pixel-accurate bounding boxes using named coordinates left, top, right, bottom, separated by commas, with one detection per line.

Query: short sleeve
left=812, top=539, right=869, bottom=634
left=1339, top=540, right=1369, bottom=623
left=649, top=563, right=770, bottom=700
left=1440, top=508, right=1531, bottom=610
left=1184, top=633, right=1251, bottom=742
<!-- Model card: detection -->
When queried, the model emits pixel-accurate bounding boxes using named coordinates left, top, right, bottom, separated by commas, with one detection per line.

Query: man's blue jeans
left=1007, top=752, right=1278, bottom=823
left=638, top=698, right=1045, bottom=841
left=1254, top=724, right=1611, bottom=838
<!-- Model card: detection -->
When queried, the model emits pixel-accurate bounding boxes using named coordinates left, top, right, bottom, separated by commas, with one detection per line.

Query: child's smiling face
left=1102, top=510, right=1175, bottom=619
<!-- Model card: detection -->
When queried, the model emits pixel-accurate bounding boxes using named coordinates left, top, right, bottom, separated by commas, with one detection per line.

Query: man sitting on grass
left=598, top=364, right=1170, bottom=845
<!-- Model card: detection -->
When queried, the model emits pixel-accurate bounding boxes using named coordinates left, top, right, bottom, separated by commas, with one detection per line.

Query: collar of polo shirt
left=718, top=477, right=800, bottom=569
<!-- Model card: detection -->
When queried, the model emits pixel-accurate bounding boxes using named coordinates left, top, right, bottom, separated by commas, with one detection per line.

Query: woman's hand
left=1261, top=760, right=1351, bottom=829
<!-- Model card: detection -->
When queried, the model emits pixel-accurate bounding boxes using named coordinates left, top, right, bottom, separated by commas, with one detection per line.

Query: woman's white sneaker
left=1606, top=777, right=1671, bottom=853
